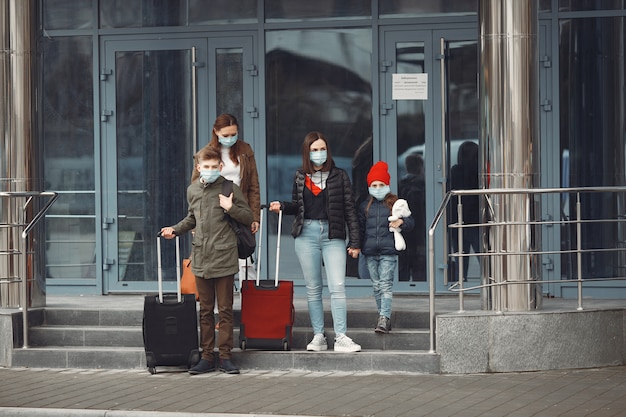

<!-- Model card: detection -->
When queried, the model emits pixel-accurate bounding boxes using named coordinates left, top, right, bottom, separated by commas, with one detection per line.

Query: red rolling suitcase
left=239, top=208, right=295, bottom=351
left=143, top=234, right=200, bottom=374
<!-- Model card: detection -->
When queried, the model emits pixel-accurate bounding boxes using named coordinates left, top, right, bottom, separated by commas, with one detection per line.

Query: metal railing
left=0, top=190, right=59, bottom=348
left=427, top=186, right=626, bottom=353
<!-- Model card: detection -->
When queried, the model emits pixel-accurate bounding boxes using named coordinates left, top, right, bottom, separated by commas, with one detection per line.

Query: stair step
left=17, top=302, right=436, bottom=372
left=11, top=346, right=439, bottom=373
left=29, top=326, right=430, bottom=350
left=41, top=308, right=431, bottom=329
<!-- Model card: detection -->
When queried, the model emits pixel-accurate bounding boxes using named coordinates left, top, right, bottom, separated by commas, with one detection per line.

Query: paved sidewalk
left=1, top=365, right=626, bottom=417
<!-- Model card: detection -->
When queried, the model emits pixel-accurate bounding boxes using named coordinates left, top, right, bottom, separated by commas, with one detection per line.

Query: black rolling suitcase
left=143, top=234, right=200, bottom=374
left=239, top=208, right=295, bottom=351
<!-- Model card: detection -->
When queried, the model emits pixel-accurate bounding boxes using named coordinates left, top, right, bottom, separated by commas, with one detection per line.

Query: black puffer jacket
left=281, top=166, right=360, bottom=248
left=358, top=198, right=415, bottom=256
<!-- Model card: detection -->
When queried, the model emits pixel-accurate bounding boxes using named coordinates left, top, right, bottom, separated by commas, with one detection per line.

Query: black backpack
left=221, top=180, right=256, bottom=259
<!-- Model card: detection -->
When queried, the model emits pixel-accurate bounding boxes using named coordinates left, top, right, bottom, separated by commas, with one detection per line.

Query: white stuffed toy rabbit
left=388, top=198, right=412, bottom=251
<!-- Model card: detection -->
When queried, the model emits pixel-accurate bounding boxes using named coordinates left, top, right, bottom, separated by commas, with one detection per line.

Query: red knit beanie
left=367, top=161, right=390, bottom=186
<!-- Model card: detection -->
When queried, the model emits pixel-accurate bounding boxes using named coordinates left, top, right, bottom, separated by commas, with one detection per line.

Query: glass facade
left=559, top=16, right=626, bottom=280
left=42, top=36, right=96, bottom=282
left=379, top=0, right=477, bottom=17
left=35, top=0, right=626, bottom=296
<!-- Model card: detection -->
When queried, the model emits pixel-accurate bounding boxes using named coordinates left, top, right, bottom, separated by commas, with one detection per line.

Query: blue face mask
left=369, top=185, right=390, bottom=201
left=200, top=169, right=220, bottom=184
left=218, top=134, right=238, bottom=148
left=310, top=150, right=327, bottom=166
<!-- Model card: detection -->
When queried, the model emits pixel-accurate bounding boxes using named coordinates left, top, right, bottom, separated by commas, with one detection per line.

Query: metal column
left=0, top=0, right=44, bottom=311
left=479, top=0, right=542, bottom=311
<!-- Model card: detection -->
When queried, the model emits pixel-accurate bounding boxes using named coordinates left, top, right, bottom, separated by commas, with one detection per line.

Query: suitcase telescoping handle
left=156, top=232, right=182, bottom=303
left=253, top=205, right=280, bottom=287
left=274, top=208, right=282, bottom=287
left=255, top=205, right=265, bottom=284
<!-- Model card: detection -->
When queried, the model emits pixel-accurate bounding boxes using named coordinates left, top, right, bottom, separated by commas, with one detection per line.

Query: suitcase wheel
left=148, top=366, right=156, bottom=375
left=188, top=350, right=200, bottom=368
left=240, top=340, right=247, bottom=351
left=283, top=341, right=289, bottom=351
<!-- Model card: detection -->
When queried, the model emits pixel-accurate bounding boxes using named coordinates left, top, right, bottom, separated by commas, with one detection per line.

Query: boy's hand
left=219, top=192, right=233, bottom=212
left=160, top=227, right=175, bottom=239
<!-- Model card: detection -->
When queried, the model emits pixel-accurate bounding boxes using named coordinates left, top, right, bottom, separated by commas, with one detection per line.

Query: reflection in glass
left=558, top=0, right=623, bottom=11
left=266, top=28, right=372, bottom=278
left=216, top=48, right=244, bottom=125
left=539, top=0, right=552, bottom=12
left=380, top=0, right=477, bottom=17
left=559, top=17, right=626, bottom=280
left=115, top=50, right=193, bottom=282
left=189, top=0, right=257, bottom=24
left=46, top=218, right=96, bottom=281
left=42, top=36, right=95, bottom=281
left=394, top=42, right=426, bottom=282
left=100, top=0, right=185, bottom=28
left=444, top=39, right=479, bottom=282
left=43, top=0, right=93, bottom=30
left=266, top=0, right=370, bottom=20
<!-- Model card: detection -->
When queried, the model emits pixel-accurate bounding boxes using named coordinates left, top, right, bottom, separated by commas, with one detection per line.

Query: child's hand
left=389, top=218, right=404, bottom=229
left=219, top=192, right=233, bottom=212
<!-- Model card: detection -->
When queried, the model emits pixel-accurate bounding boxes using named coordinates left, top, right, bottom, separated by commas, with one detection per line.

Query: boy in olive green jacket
left=160, top=146, right=252, bottom=375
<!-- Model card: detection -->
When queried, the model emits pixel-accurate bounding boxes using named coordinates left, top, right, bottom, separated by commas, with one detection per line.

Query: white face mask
left=218, top=134, right=238, bottom=147
left=200, top=169, right=220, bottom=184
left=369, top=185, right=390, bottom=201
left=310, top=150, right=327, bottom=166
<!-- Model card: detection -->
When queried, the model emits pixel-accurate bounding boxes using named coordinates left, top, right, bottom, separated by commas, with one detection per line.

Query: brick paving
left=1, top=365, right=626, bottom=417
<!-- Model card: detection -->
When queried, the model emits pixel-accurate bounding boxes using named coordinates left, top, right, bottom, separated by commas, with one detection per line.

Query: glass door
left=380, top=28, right=478, bottom=293
left=101, top=35, right=257, bottom=293
left=101, top=38, right=206, bottom=292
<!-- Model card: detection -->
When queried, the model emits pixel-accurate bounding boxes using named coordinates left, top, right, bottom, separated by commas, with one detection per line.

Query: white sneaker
left=306, top=333, right=328, bottom=351
left=334, top=334, right=361, bottom=353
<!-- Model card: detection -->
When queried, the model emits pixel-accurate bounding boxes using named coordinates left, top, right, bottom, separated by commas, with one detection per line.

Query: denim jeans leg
left=377, top=255, right=397, bottom=318
left=366, top=256, right=382, bottom=314
left=295, top=220, right=325, bottom=335
left=320, top=227, right=348, bottom=335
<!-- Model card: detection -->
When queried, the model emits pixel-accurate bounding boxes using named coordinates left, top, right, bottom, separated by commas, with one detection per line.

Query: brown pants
left=195, top=274, right=234, bottom=361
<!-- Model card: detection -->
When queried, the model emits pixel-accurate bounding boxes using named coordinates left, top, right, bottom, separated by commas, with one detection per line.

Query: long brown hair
left=301, top=131, right=335, bottom=174
left=209, top=113, right=243, bottom=166
left=364, top=193, right=398, bottom=217
left=191, top=113, right=242, bottom=183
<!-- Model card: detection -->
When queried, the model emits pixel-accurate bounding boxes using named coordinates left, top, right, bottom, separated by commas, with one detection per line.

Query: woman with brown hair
left=193, top=114, right=261, bottom=286
left=269, top=131, right=361, bottom=353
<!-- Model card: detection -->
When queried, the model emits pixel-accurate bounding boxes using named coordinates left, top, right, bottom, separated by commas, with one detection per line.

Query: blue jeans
left=366, top=255, right=397, bottom=319
left=294, top=219, right=348, bottom=335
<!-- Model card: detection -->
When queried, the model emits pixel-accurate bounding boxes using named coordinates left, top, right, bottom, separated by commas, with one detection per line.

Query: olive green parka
left=172, top=176, right=253, bottom=279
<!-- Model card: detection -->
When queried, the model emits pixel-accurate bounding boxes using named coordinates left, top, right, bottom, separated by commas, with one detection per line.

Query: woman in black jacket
left=269, top=132, right=361, bottom=353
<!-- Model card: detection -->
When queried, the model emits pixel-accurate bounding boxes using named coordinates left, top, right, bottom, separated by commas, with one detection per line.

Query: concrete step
left=11, top=346, right=440, bottom=374
left=15, top=304, right=436, bottom=372
left=40, top=308, right=431, bottom=329
left=28, top=325, right=430, bottom=350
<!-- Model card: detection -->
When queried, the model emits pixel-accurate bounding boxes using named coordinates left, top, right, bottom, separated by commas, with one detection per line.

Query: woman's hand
left=251, top=221, right=260, bottom=234
left=160, top=227, right=175, bottom=239
left=269, top=201, right=282, bottom=213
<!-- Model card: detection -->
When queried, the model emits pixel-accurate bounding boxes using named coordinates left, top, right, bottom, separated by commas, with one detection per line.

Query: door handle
left=191, top=46, right=198, bottom=153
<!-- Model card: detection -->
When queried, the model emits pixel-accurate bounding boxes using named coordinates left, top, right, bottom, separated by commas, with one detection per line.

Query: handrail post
left=20, top=231, right=29, bottom=348
left=576, top=192, right=583, bottom=311
left=457, top=198, right=465, bottom=312
left=428, top=228, right=436, bottom=353
left=0, top=191, right=58, bottom=348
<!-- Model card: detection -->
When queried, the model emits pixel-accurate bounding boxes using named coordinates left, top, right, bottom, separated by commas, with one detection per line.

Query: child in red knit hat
left=358, top=161, right=414, bottom=333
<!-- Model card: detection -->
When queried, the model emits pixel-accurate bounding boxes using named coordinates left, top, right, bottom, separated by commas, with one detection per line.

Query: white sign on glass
left=392, top=73, right=428, bottom=100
